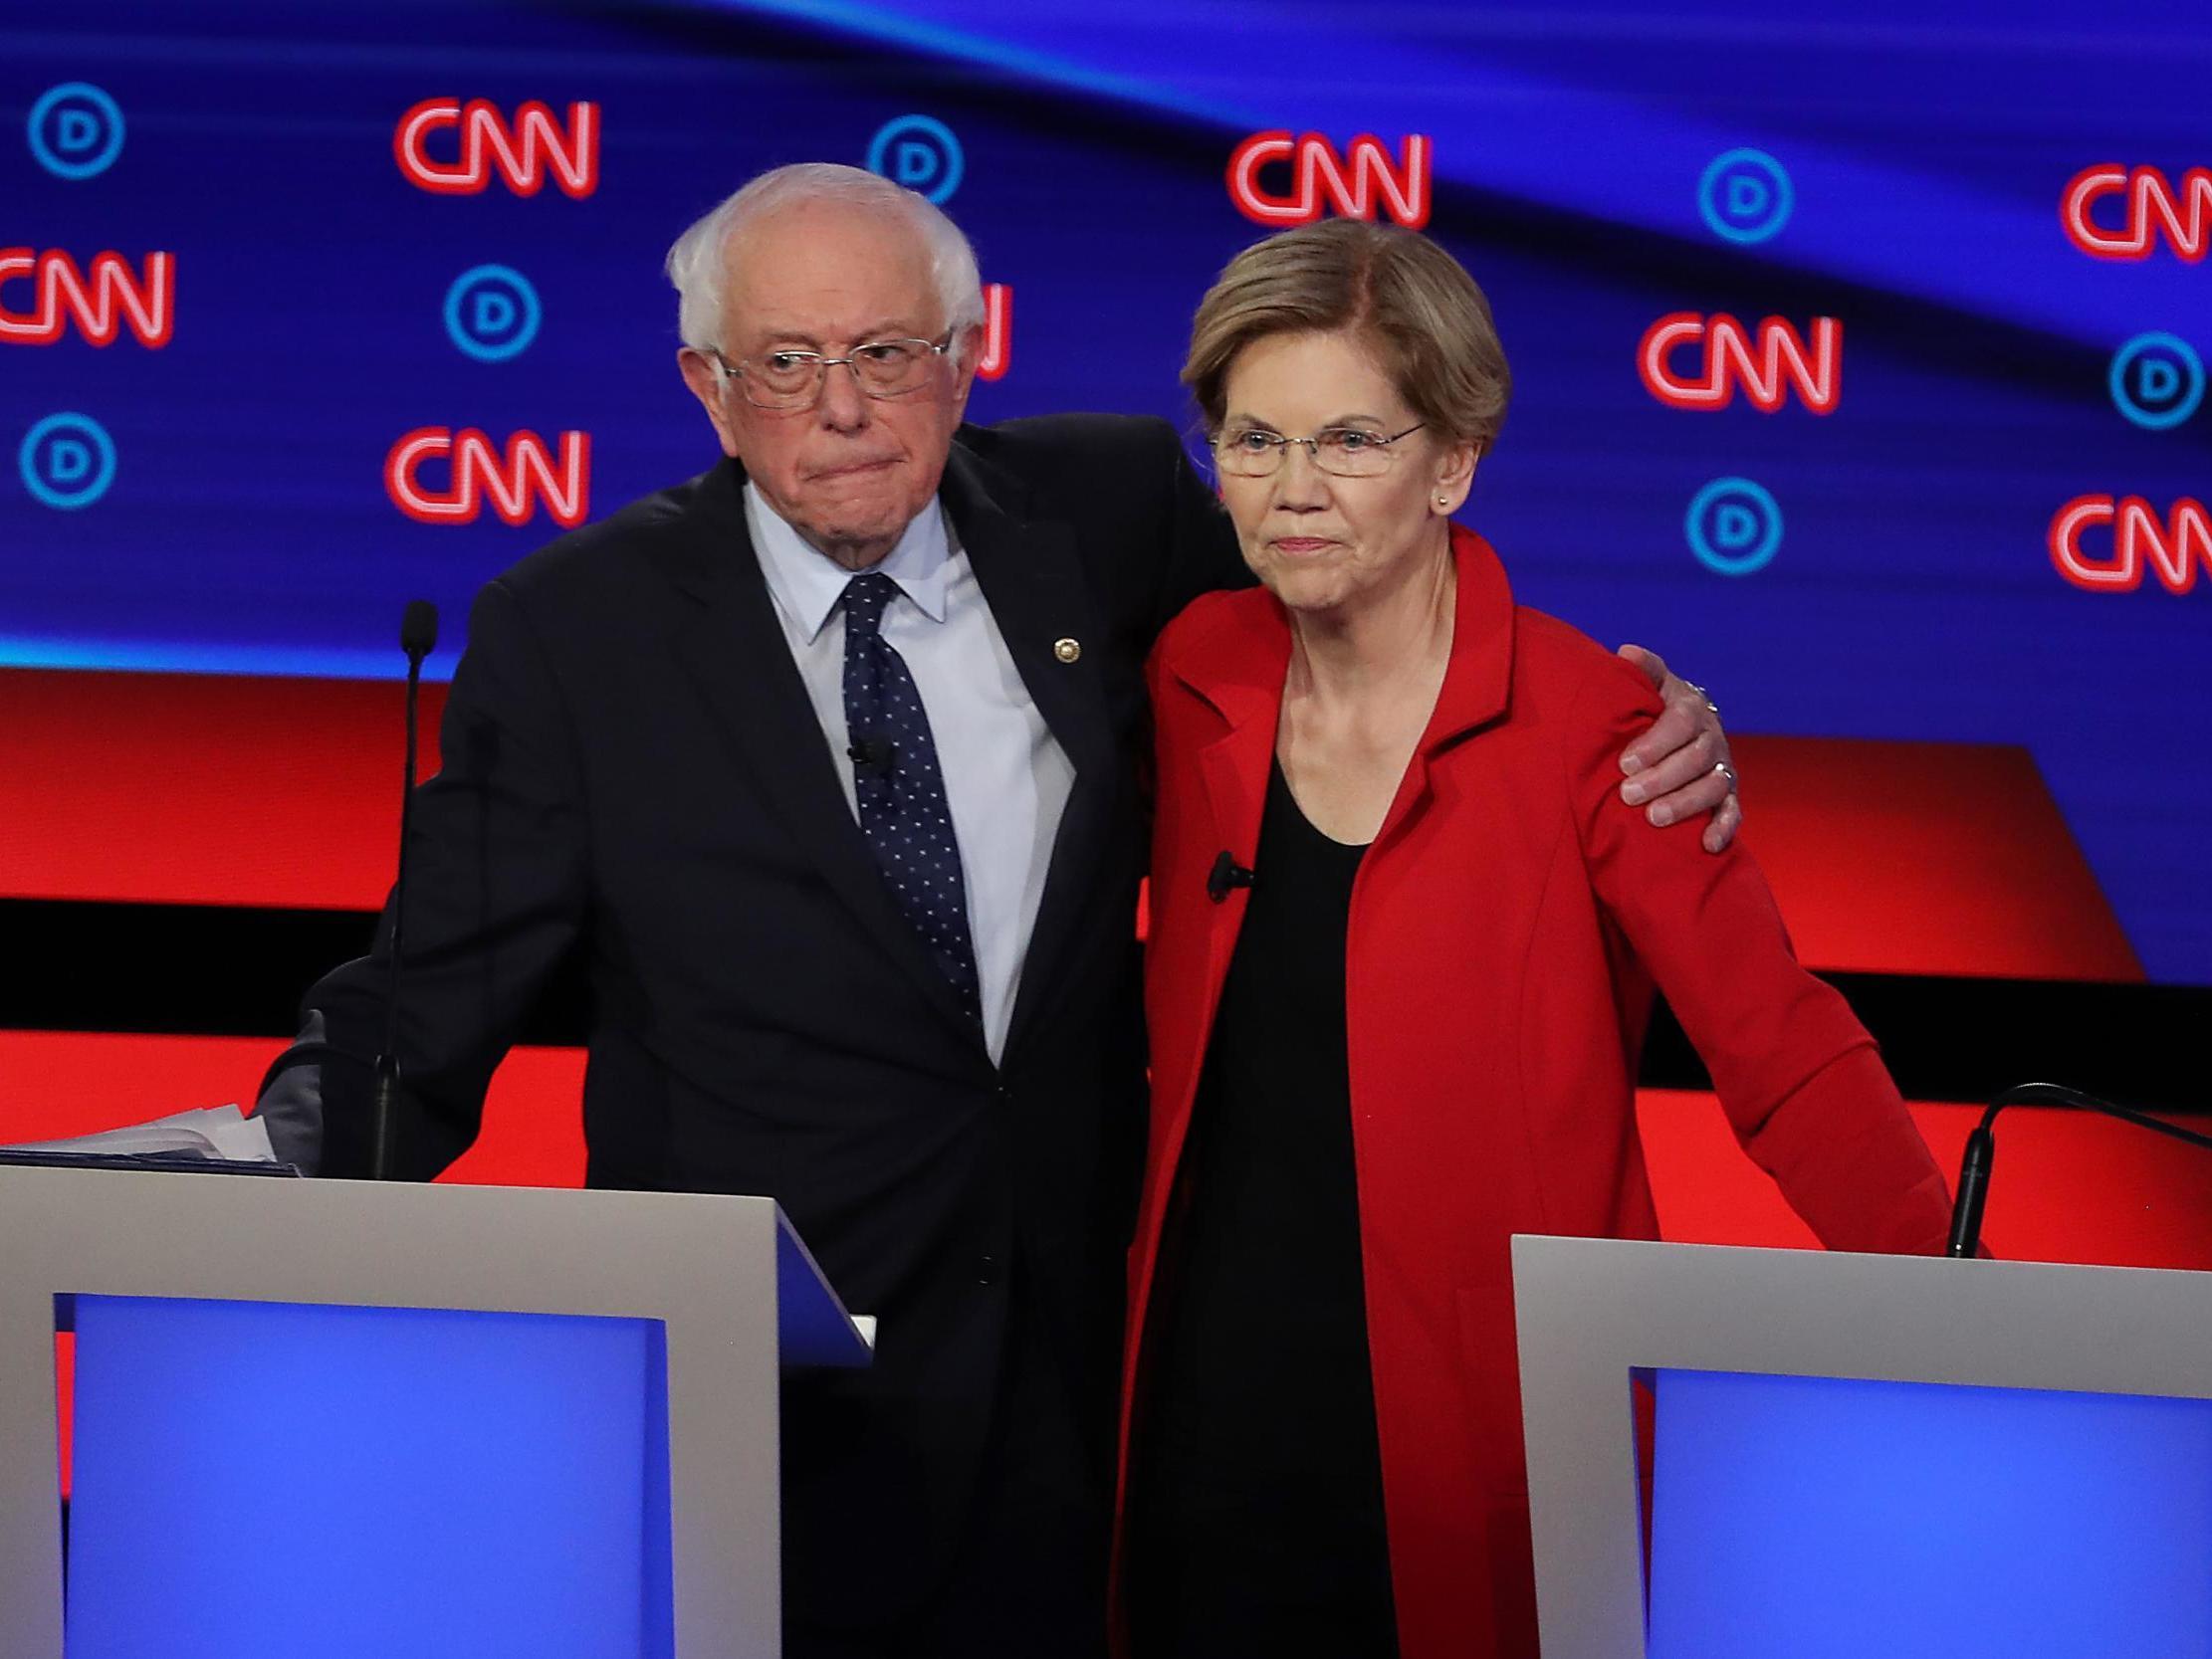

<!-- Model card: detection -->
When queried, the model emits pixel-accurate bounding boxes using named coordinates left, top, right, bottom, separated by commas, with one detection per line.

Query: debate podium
left=1513, top=1235, right=2212, bottom=1659
left=0, top=1165, right=870, bottom=1659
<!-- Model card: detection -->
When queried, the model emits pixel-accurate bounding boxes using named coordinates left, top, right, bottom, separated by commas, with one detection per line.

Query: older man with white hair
left=258, top=163, right=1734, bottom=1656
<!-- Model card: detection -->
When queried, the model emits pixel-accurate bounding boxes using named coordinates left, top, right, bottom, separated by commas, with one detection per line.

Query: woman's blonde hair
left=1183, top=219, right=1511, bottom=448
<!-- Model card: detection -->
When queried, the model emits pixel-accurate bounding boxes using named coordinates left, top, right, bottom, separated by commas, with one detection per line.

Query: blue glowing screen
left=1649, top=1366, right=2212, bottom=1659
left=65, top=1295, right=675, bottom=1659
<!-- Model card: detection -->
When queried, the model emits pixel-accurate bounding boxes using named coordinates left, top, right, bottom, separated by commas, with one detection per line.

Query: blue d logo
left=1685, top=478, right=1783, bottom=576
left=1727, top=176, right=1769, bottom=218
left=27, top=83, right=125, bottom=180
left=2108, top=332, right=2204, bottom=431
left=893, top=142, right=936, bottom=186
left=20, top=412, right=117, bottom=510
left=1698, top=148, right=1793, bottom=245
left=444, top=265, right=542, bottom=363
left=867, top=115, right=964, bottom=204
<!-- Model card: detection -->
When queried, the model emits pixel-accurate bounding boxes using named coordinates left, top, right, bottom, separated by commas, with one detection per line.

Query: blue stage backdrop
left=3, top=0, right=2207, bottom=981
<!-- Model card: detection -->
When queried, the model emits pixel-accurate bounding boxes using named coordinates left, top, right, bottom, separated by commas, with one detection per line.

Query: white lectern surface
left=1513, top=1235, right=2212, bottom=1659
left=0, top=1167, right=867, bottom=1659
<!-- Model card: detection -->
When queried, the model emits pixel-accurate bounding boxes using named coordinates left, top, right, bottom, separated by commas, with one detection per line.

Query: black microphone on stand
left=369, top=599, right=439, bottom=1182
left=1946, top=1081, right=2212, bottom=1258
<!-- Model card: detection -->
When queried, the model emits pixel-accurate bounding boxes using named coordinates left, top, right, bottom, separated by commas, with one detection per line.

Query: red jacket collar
left=1168, top=522, right=1517, bottom=755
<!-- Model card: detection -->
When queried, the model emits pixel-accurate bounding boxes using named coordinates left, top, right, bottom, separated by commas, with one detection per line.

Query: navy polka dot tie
left=839, top=572, right=983, bottom=1026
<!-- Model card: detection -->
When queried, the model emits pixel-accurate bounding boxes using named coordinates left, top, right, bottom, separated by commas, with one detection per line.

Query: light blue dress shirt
left=744, top=484, right=1075, bottom=1064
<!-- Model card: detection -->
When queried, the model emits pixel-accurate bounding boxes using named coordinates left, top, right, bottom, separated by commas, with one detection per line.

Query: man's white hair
left=665, top=162, right=986, bottom=352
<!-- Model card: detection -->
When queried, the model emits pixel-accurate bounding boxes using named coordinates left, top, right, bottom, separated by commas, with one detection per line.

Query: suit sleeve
left=1564, top=655, right=1953, bottom=1255
left=255, top=577, right=589, bottom=1178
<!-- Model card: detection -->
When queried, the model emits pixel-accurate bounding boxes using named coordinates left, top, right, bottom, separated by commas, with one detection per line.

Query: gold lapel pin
left=1053, top=637, right=1081, bottom=665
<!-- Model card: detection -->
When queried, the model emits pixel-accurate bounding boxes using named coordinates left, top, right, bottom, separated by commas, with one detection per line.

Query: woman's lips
left=1270, top=536, right=1337, bottom=554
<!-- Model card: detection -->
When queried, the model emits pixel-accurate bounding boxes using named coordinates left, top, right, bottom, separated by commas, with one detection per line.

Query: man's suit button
left=977, top=1253, right=1001, bottom=1286
left=995, top=1085, right=1014, bottom=1108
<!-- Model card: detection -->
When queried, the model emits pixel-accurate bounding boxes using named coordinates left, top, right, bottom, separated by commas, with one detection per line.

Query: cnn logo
left=0, top=250, right=171, bottom=347
left=394, top=99, right=598, bottom=198
left=1639, top=313, right=1842, bottom=414
left=1227, top=132, right=1431, bottom=229
left=2063, top=166, right=2210, bottom=262
left=386, top=428, right=591, bottom=528
left=2050, top=496, right=2211, bottom=595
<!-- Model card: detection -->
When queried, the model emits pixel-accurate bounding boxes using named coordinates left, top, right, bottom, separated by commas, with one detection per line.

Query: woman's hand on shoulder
left=1613, top=643, right=1741, bottom=855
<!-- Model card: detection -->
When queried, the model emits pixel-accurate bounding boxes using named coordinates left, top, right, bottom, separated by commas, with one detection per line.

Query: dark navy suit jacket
left=259, top=413, right=1243, bottom=1627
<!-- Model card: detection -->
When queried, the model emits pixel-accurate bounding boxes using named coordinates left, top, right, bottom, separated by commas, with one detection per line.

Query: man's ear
left=677, top=347, right=742, bottom=458
left=947, top=323, right=986, bottom=414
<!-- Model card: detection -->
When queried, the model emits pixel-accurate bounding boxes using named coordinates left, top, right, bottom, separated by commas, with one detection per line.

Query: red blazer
left=1120, top=527, right=1953, bottom=1659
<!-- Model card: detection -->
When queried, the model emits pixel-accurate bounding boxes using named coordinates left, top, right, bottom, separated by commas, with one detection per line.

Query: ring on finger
left=1712, top=760, right=1737, bottom=790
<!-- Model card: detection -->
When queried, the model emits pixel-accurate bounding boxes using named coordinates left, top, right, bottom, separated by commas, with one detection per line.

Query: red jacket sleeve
left=1562, top=650, right=1954, bottom=1256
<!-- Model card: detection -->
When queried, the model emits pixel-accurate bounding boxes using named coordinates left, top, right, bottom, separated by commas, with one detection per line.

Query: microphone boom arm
left=1946, top=1081, right=2212, bottom=1259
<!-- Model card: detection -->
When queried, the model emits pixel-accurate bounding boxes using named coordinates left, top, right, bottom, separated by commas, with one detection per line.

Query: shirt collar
left=744, top=482, right=953, bottom=642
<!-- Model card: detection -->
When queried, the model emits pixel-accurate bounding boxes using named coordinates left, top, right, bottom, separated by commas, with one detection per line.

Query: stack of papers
left=4, top=1105, right=279, bottom=1163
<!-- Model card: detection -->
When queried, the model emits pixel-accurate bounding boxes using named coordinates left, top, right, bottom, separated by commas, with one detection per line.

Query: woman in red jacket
left=1118, top=221, right=1955, bottom=1659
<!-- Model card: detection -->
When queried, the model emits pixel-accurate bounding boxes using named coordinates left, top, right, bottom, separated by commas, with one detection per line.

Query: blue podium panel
left=1648, top=1367, right=2212, bottom=1659
left=66, top=1296, right=675, bottom=1659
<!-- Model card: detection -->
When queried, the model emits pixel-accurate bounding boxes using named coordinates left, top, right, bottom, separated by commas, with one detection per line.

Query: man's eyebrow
left=742, top=327, right=823, bottom=350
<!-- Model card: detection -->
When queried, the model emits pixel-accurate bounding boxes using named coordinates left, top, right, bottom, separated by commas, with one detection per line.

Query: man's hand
left=1615, top=644, right=1740, bottom=854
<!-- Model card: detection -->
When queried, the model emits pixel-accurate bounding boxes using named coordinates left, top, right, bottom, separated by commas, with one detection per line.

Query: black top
left=1128, top=761, right=1398, bottom=1657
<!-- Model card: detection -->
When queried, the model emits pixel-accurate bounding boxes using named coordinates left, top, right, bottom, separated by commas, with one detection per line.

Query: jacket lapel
left=1172, top=594, right=1291, bottom=1018
left=1369, top=525, right=1518, bottom=852
left=939, top=445, right=1118, bottom=1058
left=651, top=459, right=983, bottom=1042
left=1167, top=527, right=1514, bottom=998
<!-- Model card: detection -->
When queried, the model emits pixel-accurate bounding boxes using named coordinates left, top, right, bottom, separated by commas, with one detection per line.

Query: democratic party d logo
left=27, top=83, right=124, bottom=180
left=1685, top=478, right=1783, bottom=576
left=2108, top=332, right=2205, bottom=431
left=445, top=266, right=542, bottom=362
left=20, top=412, right=117, bottom=510
left=868, top=116, right=964, bottom=204
left=1699, top=149, right=1793, bottom=245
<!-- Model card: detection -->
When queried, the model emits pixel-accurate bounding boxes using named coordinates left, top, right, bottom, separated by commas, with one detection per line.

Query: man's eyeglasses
left=1211, top=422, right=1427, bottom=479
left=710, top=336, right=954, bottom=410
